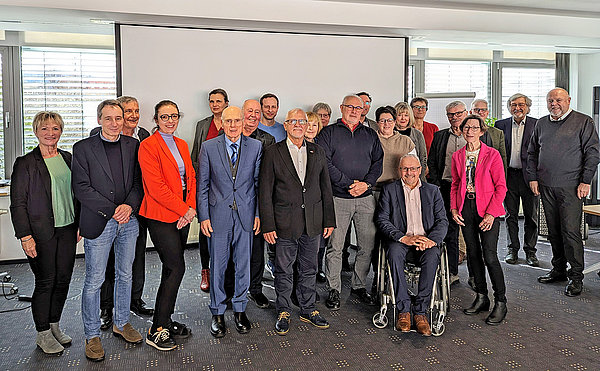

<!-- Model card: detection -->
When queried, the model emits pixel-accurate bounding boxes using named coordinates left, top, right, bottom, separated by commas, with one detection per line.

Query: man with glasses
left=316, top=94, right=383, bottom=310
left=375, top=154, right=448, bottom=336
left=427, top=101, right=468, bottom=285
left=259, top=108, right=335, bottom=335
left=495, top=94, right=539, bottom=267
left=470, top=99, right=507, bottom=171
left=357, top=92, right=377, bottom=129
left=410, top=97, right=439, bottom=154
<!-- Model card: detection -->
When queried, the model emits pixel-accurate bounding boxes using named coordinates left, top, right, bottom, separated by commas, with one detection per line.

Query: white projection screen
left=117, top=24, right=407, bottom=147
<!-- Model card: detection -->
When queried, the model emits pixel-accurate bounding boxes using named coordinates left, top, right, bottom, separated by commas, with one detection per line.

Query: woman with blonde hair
left=394, top=102, right=427, bottom=181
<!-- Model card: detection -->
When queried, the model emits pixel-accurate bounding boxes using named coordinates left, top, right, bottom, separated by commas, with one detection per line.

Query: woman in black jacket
left=10, top=111, right=80, bottom=355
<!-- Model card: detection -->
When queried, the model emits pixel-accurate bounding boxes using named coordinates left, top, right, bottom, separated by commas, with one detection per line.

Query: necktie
left=230, top=143, right=238, bottom=166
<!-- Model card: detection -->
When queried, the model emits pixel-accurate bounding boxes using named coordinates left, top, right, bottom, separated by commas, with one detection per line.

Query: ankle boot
left=50, top=322, right=72, bottom=345
left=463, top=293, right=490, bottom=315
left=485, top=300, right=507, bottom=325
left=36, top=329, right=64, bottom=355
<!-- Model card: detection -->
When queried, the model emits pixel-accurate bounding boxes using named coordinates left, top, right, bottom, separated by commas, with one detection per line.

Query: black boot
left=485, top=301, right=507, bottom=325
left=463, top=293, right=490, bottom=315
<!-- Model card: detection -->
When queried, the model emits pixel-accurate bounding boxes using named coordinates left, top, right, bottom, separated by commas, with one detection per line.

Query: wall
left=577, top=52, right=600, bottom=117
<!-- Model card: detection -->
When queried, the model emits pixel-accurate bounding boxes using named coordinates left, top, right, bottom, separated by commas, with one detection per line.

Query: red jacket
left=138, top=131, right=196, bottom=223
left=450, top=142, right=506, bottom=218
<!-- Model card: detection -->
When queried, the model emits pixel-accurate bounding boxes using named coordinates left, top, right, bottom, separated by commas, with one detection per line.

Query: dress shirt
left=225, top=135, right=242, bottom=162
left=509, top=116, right=526, bottom=169
left=402, top=179, right=426, bottom=238
left=549, top=108, right=573, bottom=122
left=286, top=137, right=307, bottom=185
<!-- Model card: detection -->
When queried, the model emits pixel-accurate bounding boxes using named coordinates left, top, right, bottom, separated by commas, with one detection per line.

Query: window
left=424, top=60, right=490, bottom=102
left=407, top=64, right=414, bottom=101
left=21, top=47, right=116, bottom=153
left=500, top=66, right=555, bottom=119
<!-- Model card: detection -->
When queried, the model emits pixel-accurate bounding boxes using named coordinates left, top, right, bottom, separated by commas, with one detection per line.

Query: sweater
left=376, top=132, right=415, bottom=188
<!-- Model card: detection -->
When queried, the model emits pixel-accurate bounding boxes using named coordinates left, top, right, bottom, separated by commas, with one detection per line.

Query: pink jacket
left=450, top=142, right=507, bottom=218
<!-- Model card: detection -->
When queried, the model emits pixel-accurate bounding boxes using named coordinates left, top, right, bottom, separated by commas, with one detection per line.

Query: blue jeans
left=82, top=217, right=139, bottom=339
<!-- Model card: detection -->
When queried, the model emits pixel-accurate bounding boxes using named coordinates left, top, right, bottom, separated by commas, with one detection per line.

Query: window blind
left=425, top=60, right=490, bottom=103
left=501, top=67, right=555, bottom=120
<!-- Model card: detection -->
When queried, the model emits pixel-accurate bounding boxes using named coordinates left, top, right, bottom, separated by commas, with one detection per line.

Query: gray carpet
left=0, top=221, right=599, bottom=370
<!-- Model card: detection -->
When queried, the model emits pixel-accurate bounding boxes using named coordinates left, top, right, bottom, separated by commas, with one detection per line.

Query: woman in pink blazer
left=450, top=114, right=508, bottom=326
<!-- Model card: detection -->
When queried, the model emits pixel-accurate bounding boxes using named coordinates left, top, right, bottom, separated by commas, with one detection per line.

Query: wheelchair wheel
left=373, top=312, right=388, bottom=328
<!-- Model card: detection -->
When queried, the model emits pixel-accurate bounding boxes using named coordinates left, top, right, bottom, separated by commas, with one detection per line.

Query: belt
left=508, top=167, right=522, bottom=172
left=466, top=192, right=476, bottom=200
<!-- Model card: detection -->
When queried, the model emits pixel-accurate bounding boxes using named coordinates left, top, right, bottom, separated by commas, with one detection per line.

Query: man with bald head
left=198, top=106, right=263, bottom=337
left=528, top=88, right=600, bottom=297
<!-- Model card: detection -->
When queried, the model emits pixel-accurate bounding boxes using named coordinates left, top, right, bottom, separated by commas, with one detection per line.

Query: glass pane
left=21, top=47, right=117, bottom=153
left=424, top=60, right=490, bottom=103
left=501, top=67, right=555, bottom=120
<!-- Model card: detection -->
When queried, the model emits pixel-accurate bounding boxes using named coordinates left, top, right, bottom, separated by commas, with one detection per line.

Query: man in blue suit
left=375, top=154, right=448, bottom=336
left=198, top=105, right=262, bottom=338
left=495, top=93, right=539, bottom=266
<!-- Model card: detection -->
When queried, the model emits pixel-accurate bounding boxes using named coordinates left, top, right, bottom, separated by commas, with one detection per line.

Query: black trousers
left=27, top=223, right=77, bottom=331
left=440, top=180, right=459, bottom=275
left=461, top=198, right=506, bottom=302
left=100, top=215, right=148, bottom=310
left=505, top=168, right=539, bottom=253
left=198, top=234, right=210, bottom=269
left=540, top=185, right=585, bottom=281
left=146, top=218, right=190, bottom=329
left=249, top=234, right=265, bottom=295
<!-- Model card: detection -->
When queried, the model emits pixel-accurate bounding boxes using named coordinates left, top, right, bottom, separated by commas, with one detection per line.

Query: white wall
left=577, top=53, right=600, bottom=117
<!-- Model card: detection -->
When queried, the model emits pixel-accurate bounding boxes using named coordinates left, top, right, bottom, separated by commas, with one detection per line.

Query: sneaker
left=113, top=323, right=142, bottom=344
left=265, top=261, right=275, bottom=280
left=146, top=327, right=177, bottom=351
left=300, top=310, right=329, bottom=329
left=168, top=321, right=192, bottom=339
left=275, top=311, right=291, bottom=335
left=85, top=337, right=104, bottom=361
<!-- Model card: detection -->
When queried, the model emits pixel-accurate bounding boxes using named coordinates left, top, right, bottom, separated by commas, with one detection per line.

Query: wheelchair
left=372, top=242, right=450, bottom=336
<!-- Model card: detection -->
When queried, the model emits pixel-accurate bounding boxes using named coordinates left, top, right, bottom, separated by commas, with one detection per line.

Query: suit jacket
left=138, top=131, right=196, bottom=223
left=427, top=128, right=452, bottom=186
left=259, top=140, right=336, bottom=239
left=495, top=116, right=537, bottom=179
left=481, top=126, right=507, bottom=173
left=375, top=180, right=448, bottom=247
left=90, top=126, right=150, bottom=142
left=191, top=115, right=213, bottom=172
left=10, top=147, right=80, bottom=242
left=72, top=134, right=143, bottom=239
left=198, top=134, right=262, bottom=233
left=450, top=142, right=507, bottom=218
left=248, top=128, right=276, bottom=148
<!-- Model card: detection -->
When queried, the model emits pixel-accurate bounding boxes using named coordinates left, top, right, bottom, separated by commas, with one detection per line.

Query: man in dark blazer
left=198, top=105, right=262, bottom=338
left=259, top=108, right=336, bottom=335
left=495, top=93, right=539, bottom=267
left=72, top=99, right=144, bottom=361
left=376, top=154, right=448, bottom=336
left=91, top=96, right=153, bottom=329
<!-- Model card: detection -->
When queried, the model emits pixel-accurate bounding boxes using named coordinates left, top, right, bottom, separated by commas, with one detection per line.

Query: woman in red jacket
left=138, top=100, right=196, bottom=351
left=450, top=114, right=508, bottom=326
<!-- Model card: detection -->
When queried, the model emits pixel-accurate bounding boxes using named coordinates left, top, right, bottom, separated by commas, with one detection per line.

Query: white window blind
left=501, top=67, right=555, bottom=120
left=21, top=47, right=116, bottom=153
left=425, top=60, right=490, bottom=103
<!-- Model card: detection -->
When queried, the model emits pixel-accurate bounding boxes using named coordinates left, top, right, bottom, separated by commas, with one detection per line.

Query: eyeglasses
left=378, top=118, right=395, bottom=124
left=317, top=113, right=330, bottom=118
left=401, top=166, right=421, bottom=172
left=463, top=126, right=480, bottom=132
left=472, top=108, right=488, bottom=113
left=159, top=114, right=181, bottom=121
left=342, top=104, right=364, bottom=112
left=284, top=119, right=307, bottom=126
left=412, top=105, right=427, bottom=110
left=446, top=110, right=466, bottom=118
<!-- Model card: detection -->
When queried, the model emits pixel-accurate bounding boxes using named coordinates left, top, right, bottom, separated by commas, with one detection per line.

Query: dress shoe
left=300, top=310, right=329, bottom=329
left=351, top=288, right=375, bottom=305
left=326, top=289, right=340, bottom=310
left=248, top=292, right=270, bottom=309
left=395, top=312, right=411, bottom=332
left=504, top=250, right=518, bottom=264
left=275, top=311, right=291, bottom=335
left=485, top=300, right=507, bottom=325
left=464, top=293, right=490, bottom=315
left=525, top=252, right=539, bottom=267
left=210, top=315, right=226, bottom=338
left=100, top=309, right=113, bottom=331
left=538, top=270, right=568, bottom=284
left=112, top=323, right=143, bottom=344
left=130, top=299, right=154, bottom=316
left=414, top=314, right=432, bottom=336
left=565, top=280, right=583, bottom=297
left=234, top=312, right=251, bottom=334
left=200, top=269, right=210, bottom=292
left=85, top=337, right=104, bottom=361
left=317, top=271, right=327, bottom=283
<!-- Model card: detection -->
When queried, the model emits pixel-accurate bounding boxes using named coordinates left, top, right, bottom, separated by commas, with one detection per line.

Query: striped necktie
left=230, top=142, right=238, bottom=166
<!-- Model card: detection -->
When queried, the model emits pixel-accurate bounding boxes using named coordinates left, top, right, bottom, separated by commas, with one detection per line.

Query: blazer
left=259, top=140, right=336, bottom=239
left=494, top=116, right=537, bottom=179
left=481, top=126, right=507, bottom=173
left=10, top=147, right=80, bottom=242
left=450, top=142, right=507, bottom=218
left=138, top=131, right=196, bottom=223
left=191, top=115, right=213, bottom=172
left=198, top=134, right=262, bottom=233
left=90, top=126, right=151, bottom=142
left=72, top=134, right=143, bottom=239
left=375, top=180, right=448, bottom=246
left=427, top=128, right=452, bottom=186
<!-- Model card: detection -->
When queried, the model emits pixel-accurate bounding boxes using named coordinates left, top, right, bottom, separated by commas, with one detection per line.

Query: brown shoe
left=200, top=269, right=210, bottom=292
left=85, top=337, right=105, bottom=362
left=395, top=312, right=411, bottom=332
left=414, top=314, right=432, bottom=336
left=113, top=323, right=143, bottom=344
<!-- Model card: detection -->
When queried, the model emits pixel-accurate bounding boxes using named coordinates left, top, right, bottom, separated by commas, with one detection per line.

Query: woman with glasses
left=410, top=97, right=439, bottom=154
left=449, top=114, right=507, bottom=325
left=312, top=102, right=332, bottom=128
left=394, top=102, right=428, bottom=181
left=138, top=100, right=196, bottom=350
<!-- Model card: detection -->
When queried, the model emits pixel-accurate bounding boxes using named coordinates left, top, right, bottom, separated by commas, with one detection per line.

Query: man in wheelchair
left=375, top=154, right=448, bottom=336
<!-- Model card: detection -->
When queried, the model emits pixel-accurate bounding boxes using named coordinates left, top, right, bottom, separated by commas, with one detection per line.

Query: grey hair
left=117, top=95, right=138, bottom=106
left=97, top=99, right=123, bottom=120
left=341, top=94, right=364, bottom=107
left=470, top=99, right=488, bottom=109
left=312, top=102, right=331, bottom=115
left=506, top=93, right=532, bottom=110
left=445, top=100, right=466, bottom=112
left=399, top=153, right=420, bottom=167
left=285, top=108, right=307, bottom=121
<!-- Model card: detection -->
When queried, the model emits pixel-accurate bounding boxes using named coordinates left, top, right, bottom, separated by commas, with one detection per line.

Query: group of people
left=9, top=86, right=598, bottom=360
